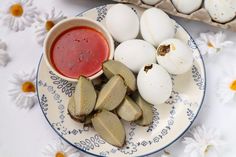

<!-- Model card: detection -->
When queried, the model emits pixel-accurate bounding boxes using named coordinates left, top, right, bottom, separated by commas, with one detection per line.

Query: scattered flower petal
left=196, top=32, right=233, bottom=56
left=0, top=39, right=10, bottom=66
left=9, top=69, right=38, bottom=109
left=183, top=125, right=224, bottom=157
left=42, top=138, right=81, bottom=157
left=35, top=8, right=66, bottom=45
left=216, top=70, right=236, bottom=104
left=0, top=0, right=38, bottom=31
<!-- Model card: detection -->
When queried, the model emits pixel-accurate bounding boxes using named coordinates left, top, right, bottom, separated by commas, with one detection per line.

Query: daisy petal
left=34, top=8, right=66, bottom=46
left=0, top=0, right=37, bottom=31
left=42, top=139, right=81, bottom=157
left=182, top=125, right=223, bottom=157
left=195, top=32, right=234, bottom=56
left=9, top=69, right=37, bottom=109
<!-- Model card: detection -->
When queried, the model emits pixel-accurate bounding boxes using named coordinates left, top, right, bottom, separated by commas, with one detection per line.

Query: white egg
left=205, top=0, right=236, bottom=23
left=137, top=63, right=172, bottom=105
left=142, top=0, right=162, bottom=5
left=156, top=38, right=193, bottom=75
left=114, top=39, right=156, bottom=73
left=106, top=4, right=139, bottom=43
left=140, top=8, right=175, bottom=47
left=172, top=0, right=202, bottom=14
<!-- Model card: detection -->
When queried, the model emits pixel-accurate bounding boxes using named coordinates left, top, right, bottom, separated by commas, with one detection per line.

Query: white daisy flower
left=196, top=31, right=233, bottom=56
left=9, top=69, right=37, bottom=109
left=216, top=71, right=236, bottom=104
left=182, top=125, right=224, bottom=157
left=0, top=39, right=10, bottom=67
left=0, top=0, right=37, bottom=32
left=42, top=139, right=80, bottom=157
left=35, top=8, right=66, bottom=45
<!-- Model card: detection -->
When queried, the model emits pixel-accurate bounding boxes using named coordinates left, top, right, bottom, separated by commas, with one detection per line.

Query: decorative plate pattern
left=36, top=4, right=206, bottom=157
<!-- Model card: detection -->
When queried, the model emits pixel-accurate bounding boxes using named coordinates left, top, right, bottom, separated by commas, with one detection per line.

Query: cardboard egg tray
left=112, top=0, right=236, bottom=32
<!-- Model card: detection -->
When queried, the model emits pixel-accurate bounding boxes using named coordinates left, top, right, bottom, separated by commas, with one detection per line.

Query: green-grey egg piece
left=95, top=75, right=127, bottom=111
left=74, top=76, right=97, bottom=116
left=134, top=95, right=153, bottom=126
left=67, top=95, right=86, bottom=122
left=103, top=60, right=137, bottom=91
left=91, top=110, right=126, bottom=147
left=117, top=96, right=142, bottom=121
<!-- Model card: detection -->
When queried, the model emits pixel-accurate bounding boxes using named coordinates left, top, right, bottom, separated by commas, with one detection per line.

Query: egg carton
left=112, top=0, right=236, bottom=32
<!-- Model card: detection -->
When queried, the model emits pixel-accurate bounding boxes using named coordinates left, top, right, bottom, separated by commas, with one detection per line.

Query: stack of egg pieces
left=106, top=4, right=194, bottom=105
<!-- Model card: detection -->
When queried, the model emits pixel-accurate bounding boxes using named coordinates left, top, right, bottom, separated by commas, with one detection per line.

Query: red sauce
left=51, top=26, right=109, bottom=79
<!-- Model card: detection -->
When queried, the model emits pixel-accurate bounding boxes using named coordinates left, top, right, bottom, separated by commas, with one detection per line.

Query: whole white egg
left=137, top=63, right=172, bottom=105
left=140, top=8, right=175, bottom=47
left=205, top=0, right=236, bottom=23
left=156, top=38, right=193, bottom=75
left=172, top=0, right=202, bottom=14
left=114, top=39, right=156, bottom=73
left=106, top=4, right=139, bottom=43
left=142, top=0, right=162, bottom=5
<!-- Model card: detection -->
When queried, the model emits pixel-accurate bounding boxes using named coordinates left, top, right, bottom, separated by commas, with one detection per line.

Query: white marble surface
left=0, top=0, right=236, bottom=157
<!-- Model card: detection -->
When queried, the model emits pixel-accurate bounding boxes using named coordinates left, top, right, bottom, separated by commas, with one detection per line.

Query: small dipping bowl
left=43, top=17, right=114, bottom=82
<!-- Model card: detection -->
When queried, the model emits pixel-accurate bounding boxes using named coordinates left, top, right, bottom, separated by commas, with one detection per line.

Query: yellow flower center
left=207, top=42, right=214, bottom=48
left=10, top=4, right=23, bottom=17
left=204, top=145, right=213, bottom=154
left=45, top=20, right=55, bottom=31
left=55, top=152, right=66, bottom=157
left=21, top=81, right=35, bottom=93
left=230, top=80, right=236, bottom=91
left=164, top=150, right=170, bottom=155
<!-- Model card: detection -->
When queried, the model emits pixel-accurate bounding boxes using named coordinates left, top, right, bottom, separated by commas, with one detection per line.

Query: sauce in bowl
left=50, top=26, right=109, bottom=79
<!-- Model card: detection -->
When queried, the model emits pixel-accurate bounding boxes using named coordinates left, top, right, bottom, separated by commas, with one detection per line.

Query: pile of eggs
left=142, top=0, right=236, bottom=23
left=106, top=4, right=194, bottom=105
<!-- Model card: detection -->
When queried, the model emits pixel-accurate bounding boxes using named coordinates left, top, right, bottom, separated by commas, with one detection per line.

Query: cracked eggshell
left=156, top=38, right=193, bottom=75
left=140, top=8, right=175, bottom=47
left=106, top=4, right=139, bottom=43
left=172, top=0, right=202, bottom=14
left=142, top=0, right=162, bottom=5
left=114, top=39, right=156, bottom=73
left=205, top=0, right=236, bottom=23
left=137, top=63, right=172, bottom=105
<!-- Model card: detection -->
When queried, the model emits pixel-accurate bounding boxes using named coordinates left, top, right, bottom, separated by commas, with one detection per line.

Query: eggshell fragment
left=137, top=63, right=172, bottom=105
left=114, top=39, right=156, bottom=73
left=140, top=8, right=175, bottom=47
left=156, top=38, right=193, bottom=75
left=106, top=4, right=139, bottom=42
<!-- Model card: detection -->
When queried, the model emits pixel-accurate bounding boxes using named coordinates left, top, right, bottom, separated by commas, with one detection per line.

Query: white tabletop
left=0, top=0, right=236, bottom=157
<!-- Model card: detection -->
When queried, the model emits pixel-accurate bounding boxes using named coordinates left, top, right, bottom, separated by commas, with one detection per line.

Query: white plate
left=37, top=4, right=206, bottom=157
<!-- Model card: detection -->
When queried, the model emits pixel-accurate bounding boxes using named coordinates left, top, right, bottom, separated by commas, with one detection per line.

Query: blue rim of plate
left=36, top=4, right=206, bottom=157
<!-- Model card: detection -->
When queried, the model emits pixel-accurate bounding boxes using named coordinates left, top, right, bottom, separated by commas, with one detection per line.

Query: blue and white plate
left=37, top=4, right=206, bottom=157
